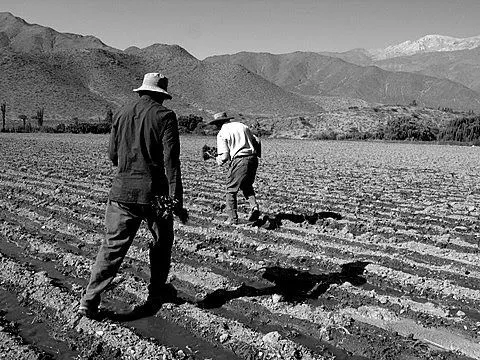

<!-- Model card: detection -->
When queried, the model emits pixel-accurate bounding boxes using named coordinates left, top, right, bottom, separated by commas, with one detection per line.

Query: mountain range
left=351, top=34, right=480, bottom=61
left=318, top=35, right=480, bottom=94
left=204, top=51, right=480, bottom=111
left=0, top=11, right=479, bottom=125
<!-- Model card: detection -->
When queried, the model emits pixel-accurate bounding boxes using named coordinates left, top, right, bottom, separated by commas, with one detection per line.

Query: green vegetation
left=1, top=101, right=479, bottom=144
left=382, top=116, right=438, bottom=141
left=18, top=114, right=27, bottom=129
left=33, top=107, right=44, bottom=127
left=177, top=114, right=204, bottom=134
left=1, top=102, right=5, bottom=132
left=438, top=115, right=480, bottom=143
left=105, top=108, right=113, bottom=124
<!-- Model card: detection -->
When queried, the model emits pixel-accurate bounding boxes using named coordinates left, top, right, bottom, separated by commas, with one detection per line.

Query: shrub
left=1, top=102, right=5, bottom=132
left=313, top=130, right=337, bottom=140
left=105, top=108, right=114, bottom=124
left=34, top=107, right=44, bottom=127
left=178, top=114, right=203, bottom=133
left=65, top=121, right=112, bottom=134
left=438, top=116, right=480, bottom=142
left=384, top=116, right=438, bottom=141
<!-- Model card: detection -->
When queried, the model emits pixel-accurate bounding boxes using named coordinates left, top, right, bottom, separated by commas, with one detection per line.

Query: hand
left=174, top=206, right=189, bottom=224
left=215, top=155, right=224, bottom=166
left=201, top=145, right=217, bottom=161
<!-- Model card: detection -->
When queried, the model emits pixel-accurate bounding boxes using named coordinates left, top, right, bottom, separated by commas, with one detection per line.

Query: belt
left=233, top=153, right=256, bottom=159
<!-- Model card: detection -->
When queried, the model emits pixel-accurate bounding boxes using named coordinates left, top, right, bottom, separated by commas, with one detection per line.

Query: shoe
left=78, top=294, right=100, bottom=319
left=247, top=208, right=260, bottom=222
left=78, top=305, right=99, bottom=319
left=130, top=300, right=162, bottom=317
left=147, top=283, right=178, bottom=304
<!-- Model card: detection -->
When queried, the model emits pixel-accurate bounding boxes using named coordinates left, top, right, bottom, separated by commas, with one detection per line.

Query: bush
left=383, top=116, right=438, bottom=141
left=313, top=130, right=337, bottom=140
left=65, top=122, right=112, bottom=134
left=178, top=114, right=203, bottom=133
left=438, top=116, right=480, bottom=142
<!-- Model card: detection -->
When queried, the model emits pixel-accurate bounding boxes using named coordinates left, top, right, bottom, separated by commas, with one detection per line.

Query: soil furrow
left=3, top=134, right=480, bottom=359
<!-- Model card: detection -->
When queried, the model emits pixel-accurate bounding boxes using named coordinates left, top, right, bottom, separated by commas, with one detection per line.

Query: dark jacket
left=108, top=94, right=183, bottom=206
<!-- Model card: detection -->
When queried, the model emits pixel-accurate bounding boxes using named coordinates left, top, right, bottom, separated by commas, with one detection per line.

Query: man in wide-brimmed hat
left=78, top=72, right=186, bottom=318
left=207, top=112, right=261, bottom=225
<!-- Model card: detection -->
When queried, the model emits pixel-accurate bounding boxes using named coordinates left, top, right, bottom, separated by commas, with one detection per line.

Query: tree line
left=0, top=103, right=207, bottom=135
left=2, top=101, right=480, bottom=143
left=314, top=115, right=480, bottom=144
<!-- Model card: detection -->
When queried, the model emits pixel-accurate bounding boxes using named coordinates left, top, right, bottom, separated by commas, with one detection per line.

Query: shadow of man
left=102, top=285, right=185, bottom=322
left=197, top=261, right=369, bottom=309
left=251, top=211, right=342, bottom=230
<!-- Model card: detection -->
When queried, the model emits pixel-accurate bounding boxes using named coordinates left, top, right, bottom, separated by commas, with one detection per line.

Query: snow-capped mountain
left=370, top=34, right=480, bottom=60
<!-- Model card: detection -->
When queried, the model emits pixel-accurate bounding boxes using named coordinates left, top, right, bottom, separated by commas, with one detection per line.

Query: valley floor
left=0, top=134, right=479, bottom=359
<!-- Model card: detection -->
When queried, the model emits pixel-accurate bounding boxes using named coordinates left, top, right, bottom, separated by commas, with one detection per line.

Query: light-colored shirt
left=217, top=122, right=259, bottom=161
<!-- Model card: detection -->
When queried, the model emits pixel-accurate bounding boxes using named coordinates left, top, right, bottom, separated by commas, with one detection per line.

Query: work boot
left=135, top=284, right=179, bottom=315
left=146, top=283, right=178, bottom=304
left=246, top=195, right=259, bottom=222
left=78, top=293, right=101, bottom=319
left=247, top=206, right=260, bottom=222
left=78, top=305, right=99, bottom=319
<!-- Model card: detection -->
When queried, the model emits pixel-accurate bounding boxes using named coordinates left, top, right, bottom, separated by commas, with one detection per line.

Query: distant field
left=0, top=133, right=479, bottom=359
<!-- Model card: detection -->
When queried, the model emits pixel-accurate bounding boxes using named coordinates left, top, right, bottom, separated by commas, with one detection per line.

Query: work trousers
left=226, top=155, right=258, bottom=220
left=80, top=200, right=174, bottom=308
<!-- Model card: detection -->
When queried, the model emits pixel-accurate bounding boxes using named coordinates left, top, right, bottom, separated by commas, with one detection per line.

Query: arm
left=108, top=119, right=118, bottom=166
left=163, top=113, right=184, bottom=209
left=216, top=131, right=230, bottom=166
left=252, top=134, right=262, bottom=158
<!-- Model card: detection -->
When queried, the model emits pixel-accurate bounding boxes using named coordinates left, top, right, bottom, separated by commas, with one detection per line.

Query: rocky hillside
left=248, top=105, right=465, bottom=140
left=321, top=34, right=480, bottom=64
left=0, top=12, right=321, bottom=125
left=374, top=46, right=480, bottom=93
left=0, top=12, right=113, bottom=53
left=370, top=34, right=480, bottom=60
left=320, top=39, right=480, bottom=95
left=205, top=52, right=480, bottom=111
left=2, top=11, right=479, bottom=130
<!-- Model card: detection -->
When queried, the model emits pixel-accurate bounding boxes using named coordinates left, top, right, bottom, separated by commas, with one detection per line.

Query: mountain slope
left=0, top=13, right=322, bottom=123
left=374, top=47, right=480, bottom=93
left=0, top=12, right=114, bottom=53
left=126, top=44, right=321, bottom=115
left=0, top=49, right=114, bottom=122
left=370, top=34, right=480, bottom=60
left=205, top=52, right=480, bottom=111
left=321, top=34, right=480, bottom=64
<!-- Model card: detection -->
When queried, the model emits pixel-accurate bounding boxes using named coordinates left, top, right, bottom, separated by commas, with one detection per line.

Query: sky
left=2, top=0, right=480, bottom=59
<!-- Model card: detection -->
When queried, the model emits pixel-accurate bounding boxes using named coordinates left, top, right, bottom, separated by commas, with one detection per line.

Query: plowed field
left=0, top=133, right=479, bottom=360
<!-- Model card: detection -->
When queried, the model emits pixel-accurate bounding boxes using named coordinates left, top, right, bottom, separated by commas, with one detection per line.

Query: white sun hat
left=133, top=72, right=172, bottom=99
left=207, top=111, right=235, bottom=125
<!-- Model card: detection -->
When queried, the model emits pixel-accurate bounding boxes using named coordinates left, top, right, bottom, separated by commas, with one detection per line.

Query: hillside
left=127, top=44, right=322, bottom=116
left=320, top=34, right=480, bottom=64
left=0, top=12, right=114, bottom=53
left=248, top=105, right=464, bottom=140
left=205, top=52, right=480, bottom=111
left=370, top=34, right=480, bottom=60
left=0, top=12, right=322, bottom=126
left=374, top=47, right=480, bottom=93
left=2, top=11, right=479, bottom=133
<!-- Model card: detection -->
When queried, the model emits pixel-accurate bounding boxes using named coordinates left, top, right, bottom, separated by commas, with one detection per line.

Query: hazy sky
left=3, top=0, right=480, bottom=59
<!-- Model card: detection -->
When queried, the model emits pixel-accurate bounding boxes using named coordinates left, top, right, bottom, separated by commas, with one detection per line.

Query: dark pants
left=80, top=200, right=174, bottom=308
left=226, top=155, right=258, bottom=220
